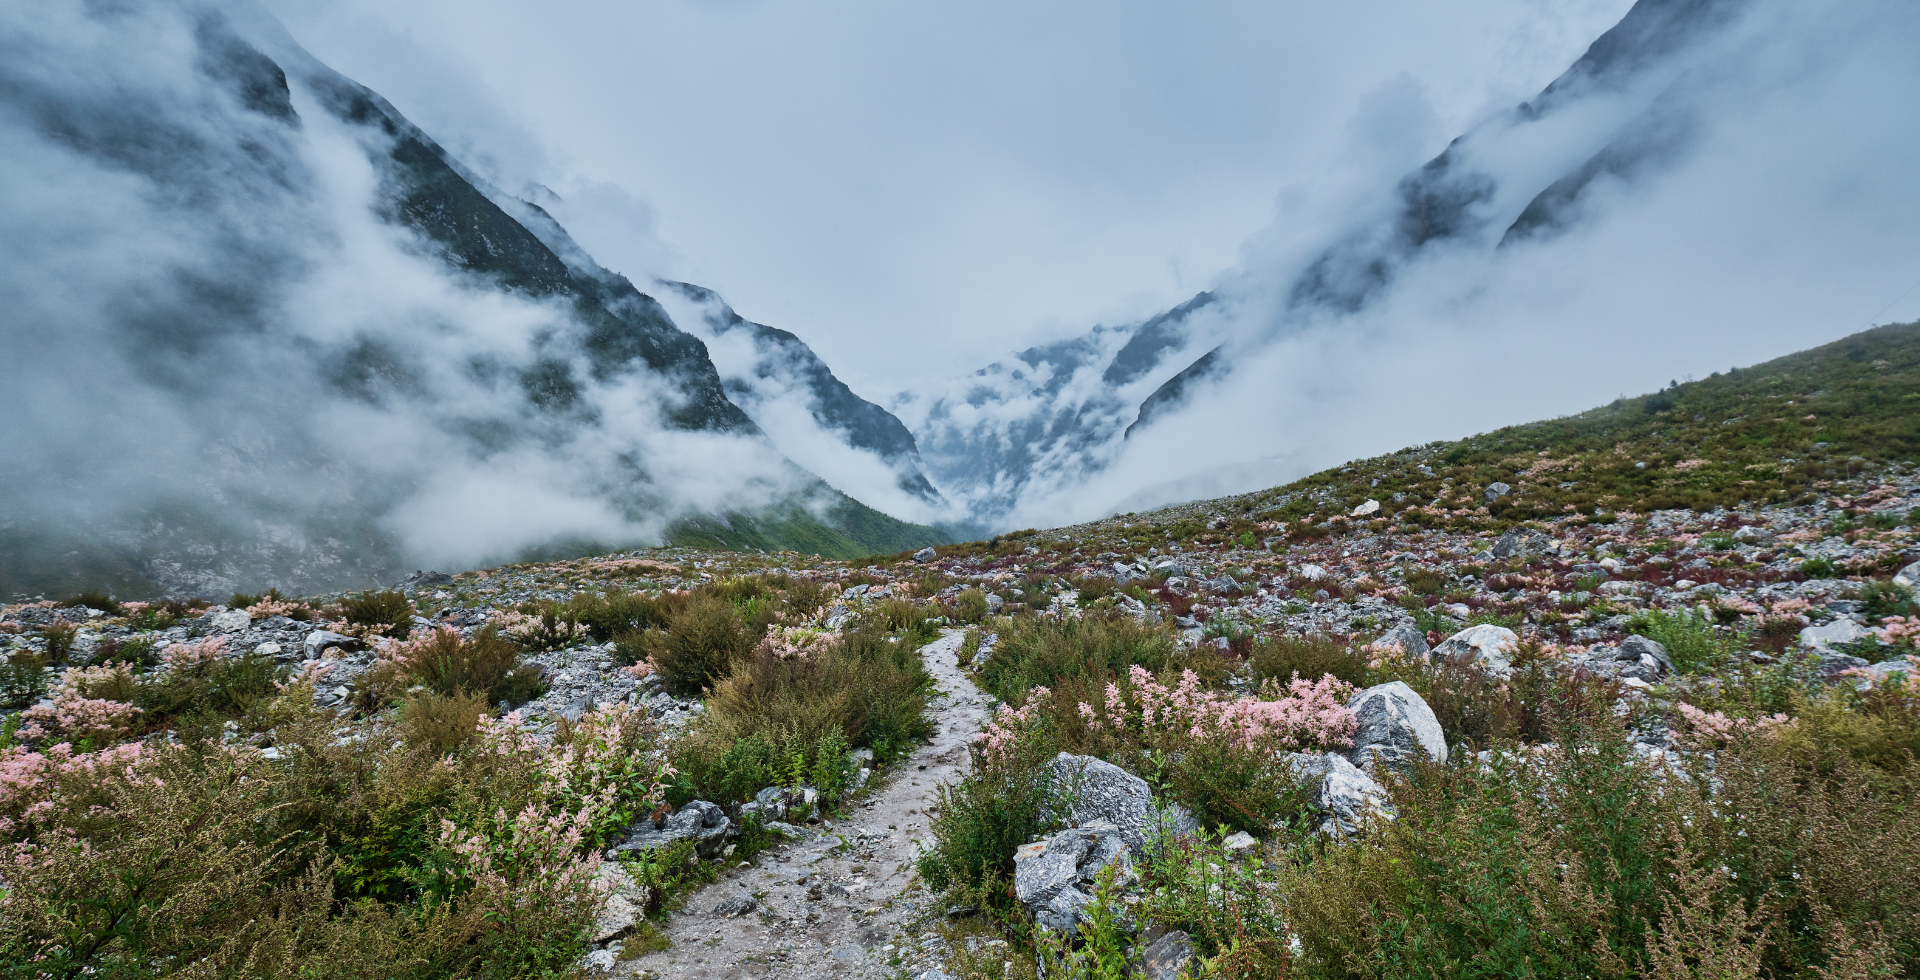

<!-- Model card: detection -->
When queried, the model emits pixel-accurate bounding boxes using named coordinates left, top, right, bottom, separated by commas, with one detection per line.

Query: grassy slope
left=665, top=488, right=950, bottom=560
left=1178, top=321, right=1920, bottom=540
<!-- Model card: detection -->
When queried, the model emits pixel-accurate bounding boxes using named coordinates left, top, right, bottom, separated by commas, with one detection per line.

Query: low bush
left=954, top=588, right=990, bottom=623
left=977, top=613, right=1175, bottom=704
left=0, top=650, right=49, bottom=711
left=399, top=687, right=490, bottom=755
left=1626, top=608, right=1741, bottom=674
left=340, top=590, right=415, bottom=639
left=670, top=624, right=930, bottom=803
left=56, top=591, right=122, bottom=616
left=1248, top=632, right=1369, bottom=687
left=380, top=625, right=546, bottom=708
left=642, top=593, right=755, bottom=695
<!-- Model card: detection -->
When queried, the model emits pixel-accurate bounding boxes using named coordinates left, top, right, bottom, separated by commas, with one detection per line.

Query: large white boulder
left=1432, top=624, right=1519, bottom=677
left=1345, top=682, right=1447, bottom=775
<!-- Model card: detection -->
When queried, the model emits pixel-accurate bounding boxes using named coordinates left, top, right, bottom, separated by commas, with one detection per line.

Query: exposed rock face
left=1044, top=753, right=1197, bottom=853
left=1493, top=528, right=1555, bottom=559
left=1800, top=619, right=1869, bottom=653
left=1289, top=752, right=1393, bottom=836
left=1012, top=822, right=1132, bottom=931
left=1346, top=682, right=1447, bottom=775
left=1375, top=623, right=1430, bottom=658
left=616, top=800, right=733, bottom=859
left=1590, top=634, right=1674, bottom=683
left=1139, top=930, right=1196, bottom=980
left=1432, top=624, right=1520, bottom=677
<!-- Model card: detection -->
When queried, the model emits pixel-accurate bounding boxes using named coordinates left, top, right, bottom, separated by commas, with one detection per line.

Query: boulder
left=1799, top=619, right=1869, bottom=654
left=1492, top=528, right=1554, bottom=559
left=1345, top=682, right=1446, bottom=775
left=1597, top=580, right=1640, bottom=595
left=1288, top=752, right=1392, bottom=836
left=1850, top=657, right=1919, bottom=691
left=1484, top=482, right=1512, bottom=503
left=1205, top=576, right=1242, bottom=595
left=1604, top=634, right=1674, bottom=683
left=1431, top=624, right=1519, bottom=678
left=207, top=608, right=252, bottom=633
left=1295, top=564, right=1330, bottom=582
left=615, top=800, right=732, bottom=859
left=303, top=629, right=360, bottom=659
left=1045, top=753, right=1196, bottom=853
left=1013, top=822, right=1131, bottom=931
left=985, top=594, right=1005, bottom=615
left=1351, top=499, right=1381, bottom=517
left=913, top=546, right=938, bottom=563
left=1374, top=623, right=1430, bottom=659
left=590, top=862, right=652, bottom=941
left=1732, top=526, right=1775, bottom=546
left=1895, top=561, right=1920, bottom=589
left=1139, top=930, right=1196, bottom=980
left=395, top=570, right=454, bottom=590
left=1818, top=652, right=1871, bottom=682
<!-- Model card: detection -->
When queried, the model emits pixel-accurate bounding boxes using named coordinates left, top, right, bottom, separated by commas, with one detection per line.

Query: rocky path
left=621, top=629, right=990, bottom=980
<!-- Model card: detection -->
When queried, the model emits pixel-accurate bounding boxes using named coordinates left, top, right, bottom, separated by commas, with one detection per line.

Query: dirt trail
left=621, top=629, right=989, bottom=980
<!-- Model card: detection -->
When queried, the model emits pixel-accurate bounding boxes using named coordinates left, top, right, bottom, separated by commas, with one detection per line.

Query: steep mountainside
left=905, top=0, right=1782, bottom=527
left=0, top=0, right=943, bottom=599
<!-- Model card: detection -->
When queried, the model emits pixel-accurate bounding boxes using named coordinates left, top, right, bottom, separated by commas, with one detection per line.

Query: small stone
left=713, top=894, right=757, bottom=918
left=1221, top=831, right=1257, bottom=854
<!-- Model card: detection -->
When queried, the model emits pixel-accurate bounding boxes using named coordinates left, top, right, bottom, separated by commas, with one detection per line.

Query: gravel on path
left=622, top=629, right=990, bottom=980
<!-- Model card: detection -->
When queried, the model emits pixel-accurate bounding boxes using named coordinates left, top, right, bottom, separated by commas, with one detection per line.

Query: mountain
left=894, top=292, right=1223, bottom=527
left=0, top=0, right=943, bottom=599
left=903, top=0, right=1826, bottom=528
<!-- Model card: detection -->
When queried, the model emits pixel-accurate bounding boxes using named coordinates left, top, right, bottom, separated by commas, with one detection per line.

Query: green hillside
left=1216, top=321, right=1920, bottom=541
left=664, top=488, right=949, bottom=559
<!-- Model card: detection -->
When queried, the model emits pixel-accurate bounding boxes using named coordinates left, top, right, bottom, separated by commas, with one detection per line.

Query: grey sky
left=262, top=0, right=1636, bottom=397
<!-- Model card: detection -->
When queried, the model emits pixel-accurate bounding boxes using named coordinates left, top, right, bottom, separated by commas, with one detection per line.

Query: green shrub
left=396, top=625, right=546, bottom=707
left=555, top=590, right=668, bottom=642
left=399, top=688, right=490, bottom=755
left=341, top=590, right=415, bottom=639
left=1249, top=633, right=1369, bottom=687
left=135, top=650, right=284, bottom=736
left=39, top=622, right=77, bottom=664
left=0, top=650, right=49, bottom=711
left=56, top=591, right=122, bottom=616
left=954, top=588, right=990, bottom=623
left=978, top=613, right=1174, bottom=704
left=1859, top=578, right=1918, bottom=622
left=642, top=594, right=754, bottom=695
left=1404, top=568, right=1449, bottom=596
left=1625, top=609, right=1741, bottom=675
left=919, top=726, right=1061, bottom=903
left=1801, top=557, right=1838, bottom=579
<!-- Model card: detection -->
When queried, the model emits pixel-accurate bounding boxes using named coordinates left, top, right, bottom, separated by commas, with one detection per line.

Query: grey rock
left=1492, top=528, right=1553, bottom=559
left=1597, top=580, right=1640, bottom=594
left=616, top=799, right=732, bottom=859
left=1288, top=752, right=1392, bottom=836
left=302, top=629, right=359, bottom=659
left=1139, top=930, right=1195, bottom=980
left=1818, top=652, right=1871, bottom=682
left=713, top=893, right=757, bottom=918
left=1733, top=526, right=1775, bottom=546
left=396, top=570, right=454, bottom=590
left=591, top=863, right=649, bottom=941
left=1206, top=575, right=1243, bottom=595
left=1851, top=657, right=1918, bottom=691
left=1013, top=822, right=1131, bottom=931
left=1295, top=563, right=1330, bottom=582
left=1484, top=482, right=1512, bottom=503
left=1894, top=561, right=1920, bottom=589
left=1046, top=753, right=1196, bottom=854
left=1608, top=634, right=1674, bottom=683
left=1374, top=623, right=1429, bottom=659
left=1221, top=831, right=1257, bottom=854
left=985, top=594, right=1005, bottom=615
left=1345, top=681, right=1447, bottom=775
left=581, top=948, right=617, bottom=972
left=1350, top=499, right=1381, bottom=517
left=913, top=546, right=938, bottom=563
left=206, top=609, right=252, bottom=633
left=1799, top=619, right=1869, bottom=653
left=1431, top=624, right=1518, bottom=678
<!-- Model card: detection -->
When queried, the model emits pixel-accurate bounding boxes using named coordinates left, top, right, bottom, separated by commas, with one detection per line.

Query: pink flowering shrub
left=473, top=704, right=673, bottom=847
left=1669, top=703, right=1795, bottom=751
left=0, top=741, right=145, bottom=836
left=17, top=662, right=140, bottom=745
left=1086, top=665, right=1357, bottom=753
left=162, top=635, right=227, bottom=672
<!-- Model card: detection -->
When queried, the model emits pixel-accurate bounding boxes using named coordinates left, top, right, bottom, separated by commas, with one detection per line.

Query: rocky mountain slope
left=0, top=0, right=945, bottom=600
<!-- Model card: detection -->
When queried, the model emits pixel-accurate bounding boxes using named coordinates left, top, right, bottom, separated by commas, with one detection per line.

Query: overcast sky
left=263, top=0, right=1637, bottom=397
